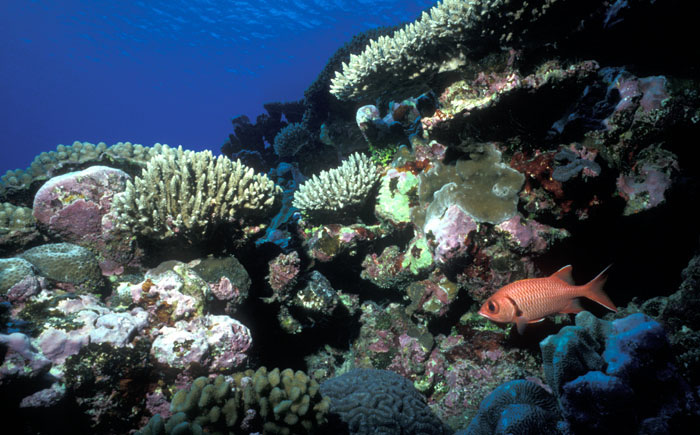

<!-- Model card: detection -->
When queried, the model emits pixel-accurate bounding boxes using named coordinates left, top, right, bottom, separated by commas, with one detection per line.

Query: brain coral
left=320, top=368, right=449, bottom=435
left=464, top=379, right=561, bottom=435
left=18, top=242, right=104, bottom=293
left=112, top=147, right=281, bottom=242
left=292, top=152, right=379, bottom=223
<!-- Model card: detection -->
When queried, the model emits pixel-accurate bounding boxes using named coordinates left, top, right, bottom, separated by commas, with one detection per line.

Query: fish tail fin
left=582, top=264, right=617, bottom=312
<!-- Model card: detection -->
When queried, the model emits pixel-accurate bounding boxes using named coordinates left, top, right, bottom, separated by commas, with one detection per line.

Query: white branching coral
left=292, top=152, right=380, bottom=222
left=330, top=0, right=579, bottom=101
left=112, top=147, right=281, bottom=242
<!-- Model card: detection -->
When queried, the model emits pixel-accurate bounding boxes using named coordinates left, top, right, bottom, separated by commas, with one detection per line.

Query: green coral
left=375, top=169, right=419, bottom=225
left=401, top=236, right=434, bottom=276
left=292, top=152, right=380, bottom=223
left=112, top=147, right=281, bottom=242
left=137, top=367, right=331, bottom=435
left=369, top=142, right=399, bottom=166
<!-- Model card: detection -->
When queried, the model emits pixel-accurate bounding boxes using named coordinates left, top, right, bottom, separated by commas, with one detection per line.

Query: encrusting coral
left=292, top=152, right=380, bottom=223
left=112, top=147, right=281, bottom=242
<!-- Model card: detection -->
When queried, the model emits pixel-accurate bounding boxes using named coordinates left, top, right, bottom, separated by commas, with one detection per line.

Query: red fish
left=478, top=265, right=616, bottom=334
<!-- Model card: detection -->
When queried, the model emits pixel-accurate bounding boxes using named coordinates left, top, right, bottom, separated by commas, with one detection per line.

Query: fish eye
left=488, top=301, right=499, bottom=313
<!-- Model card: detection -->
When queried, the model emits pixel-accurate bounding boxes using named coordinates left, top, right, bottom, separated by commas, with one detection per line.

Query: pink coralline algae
left=424, top=204, right=478, bottom=265
left=609, top=73, right=669, bottom=118
left=150, top=315, right=252, bottom=372
left=405, top=272, right=460, bottom=317
left=32, top=165, right=139, bottom=275
left=496, top=214, right=569, bottom=254
left=36, top=294, right=148, bottom=365
left=208, top=276, right=237, bottom=301
left=123, top=272, right=203, bottom=321
left=361, top=245, right=408, bottom=289
left=0, top=332, right=51, bottom=383
left=386, top=333, right=432, bottom=380
left=4, top=274, right=47, bottom=306
left=617, top=164, right=674, bottom=215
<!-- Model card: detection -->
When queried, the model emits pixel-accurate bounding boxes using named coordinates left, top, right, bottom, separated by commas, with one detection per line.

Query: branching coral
left=330, top=0, right=603, bottom=101
left=292, top=152, right=379, bottom=223
left=112, top=147, right=281, bottom=242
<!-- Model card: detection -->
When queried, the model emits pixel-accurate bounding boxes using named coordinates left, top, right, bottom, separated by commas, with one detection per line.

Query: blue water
left=0, top=0, right=434, bottom=173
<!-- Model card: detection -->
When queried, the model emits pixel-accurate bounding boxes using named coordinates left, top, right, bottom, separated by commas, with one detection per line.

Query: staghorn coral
left=0, top=202, right=35, bottom=233
left=292, top=152, right=379, bottom=223
left=112, top=147, right=281, bottom=242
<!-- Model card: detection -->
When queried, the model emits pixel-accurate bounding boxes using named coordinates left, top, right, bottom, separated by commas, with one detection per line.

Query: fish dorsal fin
left=551, top=265, right=575, bottom=285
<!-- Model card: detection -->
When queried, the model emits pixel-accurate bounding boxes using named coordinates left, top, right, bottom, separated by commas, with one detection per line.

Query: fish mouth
left=477, top=310, right=490, bottom=319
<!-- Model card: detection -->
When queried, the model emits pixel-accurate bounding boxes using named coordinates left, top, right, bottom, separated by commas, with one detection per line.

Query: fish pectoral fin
left=515, top=316, right=529, bottom=335
left=551, top=264, right=575, bottom=285
left=561, top=297, right=584, bottom=314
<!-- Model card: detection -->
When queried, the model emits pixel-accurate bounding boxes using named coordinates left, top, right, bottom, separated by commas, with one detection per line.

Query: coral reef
left=414, top=143, right=524, bottom=226
left=0, top=141, right=175, bottom=207
left=2, top=1, right=700, bottom=433
left=330, top=0, right=608, bottom=101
